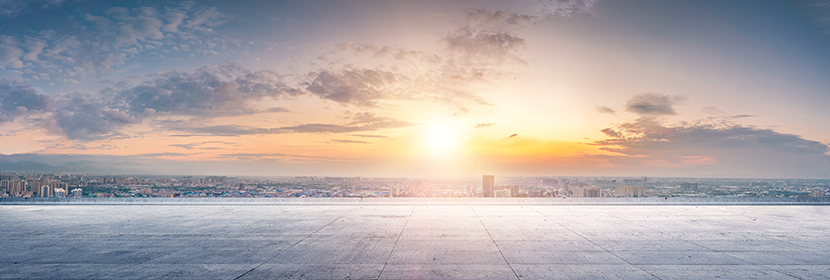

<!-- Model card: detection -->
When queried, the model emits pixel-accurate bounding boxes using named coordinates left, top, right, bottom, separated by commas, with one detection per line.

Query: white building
left=55, top=188, right=67, bottom=198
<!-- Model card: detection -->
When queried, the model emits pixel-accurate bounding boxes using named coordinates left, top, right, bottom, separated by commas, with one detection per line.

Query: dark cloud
left=0, top=80, right=50, bottom=122
left=45, top=63, right=295, bottom=140
left=331, top=139, right=371, bottom=144
left=624, top=93, right=686, bottom=116
left=49, top=94, right=139, bottom=140
left=595, top=106, right=615, bottom=115
left=592, top=117, right=830, bottom=177
left=509, top=133, right=518, bottom=138
left=474, top=122, right=495, bottom=128
left=117, top=63, right=292, bottom=116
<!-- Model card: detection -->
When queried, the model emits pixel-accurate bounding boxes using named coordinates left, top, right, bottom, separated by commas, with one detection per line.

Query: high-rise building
left=510, top=185, right=519, bottom=197
left=681, top=182, right=699, bottom=191
left=616, top=185, right=646, bottom=197
left=570, top=186, right=601, bottom=197
left=55, top=188, right=67, bottom=198
left=482, top=175, right=494, bottom=197
left=71, top=188, right=82, bottom=198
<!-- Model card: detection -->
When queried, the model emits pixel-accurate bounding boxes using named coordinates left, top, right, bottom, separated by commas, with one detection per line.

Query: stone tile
left=613, top=251, right=748, bottom=265
left=269, top=249, right=391, bottom=264
left=512, top=264, right=657, bottom=280
left=378, top=264, right=517, bottom=280
left=102, top=264, right=254, bottom=280
left=639, top=265, right=796, bottom=280
left=387, top=250, right=507, bottom=265
left=239, top=264, right=383, bottom=280
left=502, top=250, right=626, bottom=265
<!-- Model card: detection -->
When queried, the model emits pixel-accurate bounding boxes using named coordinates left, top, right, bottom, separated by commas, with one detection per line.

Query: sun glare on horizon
left=423, top=123, right=459, bottom=158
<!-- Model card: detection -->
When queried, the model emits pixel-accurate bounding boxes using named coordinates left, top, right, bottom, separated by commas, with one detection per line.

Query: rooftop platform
left=2, top=198, right=829, bottom=279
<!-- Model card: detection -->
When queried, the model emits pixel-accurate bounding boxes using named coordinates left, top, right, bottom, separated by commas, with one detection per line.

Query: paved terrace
left=1, top=198, right=830, bottom=279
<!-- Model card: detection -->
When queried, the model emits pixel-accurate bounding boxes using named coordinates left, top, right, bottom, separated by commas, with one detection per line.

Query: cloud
left=304, top=69, right=401, bottom=107
left=1, top=2, right=232, bottom=81
left=331, top=139, right=371, bottom=144
left=591, top=117, right=830, bottom=177
left=0, top=0, right=68, bottom=18
left=0, top=80, right=50, bottom=122
left=702, top=106, right=726, bottom=115
left=443, top=27, right=525, bottom=60
left=349, top=134, right=389, bottom=138
left=267, top=107, right=289, bottom=113
left=624, top=93, right=686, bottom=116
left=509, top=133, right=519, bottom=138
left=168, top=141, right=235, bottom=150
left=48, top=93, right=140, bottom=140
left=600, top=128, right=621, bottom=138
left=163, top=112, right=414, bottom=136
left=116, top=63, right=292, bottom=116
left=41, top=63, right=294, bottom=140
left=793, top=0, right=830, bottom=35
left=463, top=8, right=540, bottom=26
left=595, top=106, right=615, bottom=115
left=0, top=44, right=24, bottom=68
left=474, top=122, right=495, bottom=128
left=536, top=0, right=599, bottom=17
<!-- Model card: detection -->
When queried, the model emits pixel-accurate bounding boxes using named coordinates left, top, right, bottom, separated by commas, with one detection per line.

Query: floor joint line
left=527, top=206, right=664, bottom=280
left=376, top=206, right=416, bottom=280
left=232, top=207, right=359, bottom=280
left=471, top=205, right=521, bottom=280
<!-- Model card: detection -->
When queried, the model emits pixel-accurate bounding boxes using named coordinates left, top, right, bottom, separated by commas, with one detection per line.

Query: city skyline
left=2, top=0, right=830, bottom=178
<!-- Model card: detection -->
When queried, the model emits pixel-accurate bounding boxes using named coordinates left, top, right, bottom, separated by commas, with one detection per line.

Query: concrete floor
left=1, top=201, right=829, bottom=279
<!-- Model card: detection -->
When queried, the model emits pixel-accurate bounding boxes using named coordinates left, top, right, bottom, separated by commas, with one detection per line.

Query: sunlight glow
left=423, top=123, right=458, bottom=157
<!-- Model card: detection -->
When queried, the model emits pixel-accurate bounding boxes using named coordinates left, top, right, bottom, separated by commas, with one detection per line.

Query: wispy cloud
left=624, top=93, right=686, bottom=116
left=331, top=139, right=371, bottom=144
left=161, top=112, right=414, bottom=137
left=595, top=106, right=615, bottom=115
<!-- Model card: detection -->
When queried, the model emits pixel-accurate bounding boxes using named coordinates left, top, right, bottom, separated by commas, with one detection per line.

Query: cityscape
left=3, top=172, right=827, bottom=199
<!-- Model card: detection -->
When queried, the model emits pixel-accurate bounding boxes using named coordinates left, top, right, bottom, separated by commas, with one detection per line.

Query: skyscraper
left=616, top=185, right=647, bottom=197
left=482, top=175, right=494, bottom=197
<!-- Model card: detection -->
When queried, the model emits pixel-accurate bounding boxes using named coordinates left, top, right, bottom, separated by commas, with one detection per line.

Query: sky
left=1, top=0, right=830, bottom=178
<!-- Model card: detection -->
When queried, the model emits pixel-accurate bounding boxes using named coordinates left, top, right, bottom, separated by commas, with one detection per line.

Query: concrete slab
left=1, top=200, right=828, bottom=279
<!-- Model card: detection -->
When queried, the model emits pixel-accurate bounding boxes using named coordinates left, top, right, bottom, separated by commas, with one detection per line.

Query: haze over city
left=2, top=0, right=830, bottom=178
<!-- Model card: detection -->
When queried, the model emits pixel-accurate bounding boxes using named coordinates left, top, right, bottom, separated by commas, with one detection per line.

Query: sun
left=423, top=123, right=458, bottom=156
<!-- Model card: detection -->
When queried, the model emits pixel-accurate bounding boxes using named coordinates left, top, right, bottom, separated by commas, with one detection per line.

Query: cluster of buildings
left=2, top=172, right=828, bottom=199
left=0, top=174, right=83, bottom=198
